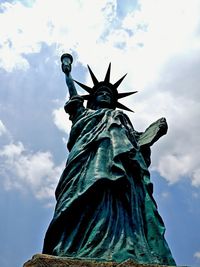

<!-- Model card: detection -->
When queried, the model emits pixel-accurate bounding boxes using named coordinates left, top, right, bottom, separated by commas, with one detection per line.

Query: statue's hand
left=62, top=63, right=71, bottom=75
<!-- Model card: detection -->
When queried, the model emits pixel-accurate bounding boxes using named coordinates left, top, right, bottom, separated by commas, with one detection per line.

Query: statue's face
left=95, top=88, right=114, bottom=107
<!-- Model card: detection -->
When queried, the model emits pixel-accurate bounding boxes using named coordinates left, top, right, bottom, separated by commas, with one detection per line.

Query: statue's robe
left=43, top=99, right=176, bottom=265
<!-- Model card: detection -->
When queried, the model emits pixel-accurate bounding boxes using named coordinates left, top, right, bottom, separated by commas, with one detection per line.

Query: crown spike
left=118, top=91, right=138, bottom=99
left=113, top=73, right=127, bottom=89
left=104, top=63, right=111, bottom=83
left=87, top=65, right=99, bottom=85
left=74, top=80, right=92, bottom=93
left=116, top=101, right=134, bottom=112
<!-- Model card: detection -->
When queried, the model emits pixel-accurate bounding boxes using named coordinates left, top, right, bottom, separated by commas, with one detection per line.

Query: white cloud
left=120, top=0, right=200, bottom=89
left=161, top=192, right=170, bottom=199
left=194, top=251, right=200, bottom=260
left=0, top=0, right=199, bottom=76
left=0, top=1, right=41, bottom=71
left=0, top=0, right=117, bottom=71
left=52, top=106, right=71, bottom=135
left=191, top=169, right=200, bottom=187
left=156, top=154, right=193, bottom=184
left=0, top=141, right=64, bottom=201
left=0, top=142, right=24, bottom=157
left=1, top=0, right=199, bottom=87
left=0, top=120, right=7, bottom=136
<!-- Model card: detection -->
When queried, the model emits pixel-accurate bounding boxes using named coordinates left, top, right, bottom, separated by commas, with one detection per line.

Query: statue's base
left=23, top=254, right=179, bottom=267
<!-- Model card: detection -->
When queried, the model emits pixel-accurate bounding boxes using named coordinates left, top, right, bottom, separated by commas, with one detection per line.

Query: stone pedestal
left=23, top=254, right=180, bottom=267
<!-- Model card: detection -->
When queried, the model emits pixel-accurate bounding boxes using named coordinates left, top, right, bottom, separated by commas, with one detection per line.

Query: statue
left=42, top=54, right=176, bottom=266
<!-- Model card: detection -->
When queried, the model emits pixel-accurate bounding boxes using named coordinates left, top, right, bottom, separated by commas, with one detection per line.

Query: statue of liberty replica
left=42, top=54, right=176, bottom=266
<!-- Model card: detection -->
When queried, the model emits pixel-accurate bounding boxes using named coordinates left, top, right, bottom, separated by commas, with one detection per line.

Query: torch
left=61, top=53, right=77, bottom=97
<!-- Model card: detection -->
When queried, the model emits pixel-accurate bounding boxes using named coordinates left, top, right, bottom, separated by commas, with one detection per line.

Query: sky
left=0, top=0, right=200, bottom=266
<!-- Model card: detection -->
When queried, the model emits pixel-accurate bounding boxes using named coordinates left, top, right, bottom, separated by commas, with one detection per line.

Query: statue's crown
left=74, top=63, right=137, bottom=112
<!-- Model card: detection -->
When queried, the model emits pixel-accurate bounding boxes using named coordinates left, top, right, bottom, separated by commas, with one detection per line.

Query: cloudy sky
left=0, top=0, right=200, bottom=266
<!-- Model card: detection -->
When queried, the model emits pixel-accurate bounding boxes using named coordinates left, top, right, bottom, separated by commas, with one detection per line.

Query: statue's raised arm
left=61, top=53, right=85, bottom=121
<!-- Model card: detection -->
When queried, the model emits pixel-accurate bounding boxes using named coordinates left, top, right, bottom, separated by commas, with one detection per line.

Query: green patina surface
left=42, top=57, right=176, bottom=266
